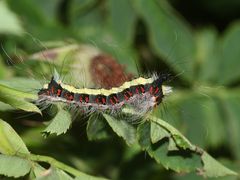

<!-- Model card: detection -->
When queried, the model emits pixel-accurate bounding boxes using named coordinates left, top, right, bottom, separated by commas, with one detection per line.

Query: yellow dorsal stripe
left=44, top=76, right=155, bottom=96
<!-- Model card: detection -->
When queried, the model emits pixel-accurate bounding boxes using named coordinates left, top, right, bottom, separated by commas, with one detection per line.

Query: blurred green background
left=0, top=0, right=240, bottom=179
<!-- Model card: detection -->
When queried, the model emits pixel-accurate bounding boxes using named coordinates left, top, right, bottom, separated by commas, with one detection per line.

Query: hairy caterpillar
left=37, top=70, right=172, bottom=117
left=1, top=43, right=172, bottom=121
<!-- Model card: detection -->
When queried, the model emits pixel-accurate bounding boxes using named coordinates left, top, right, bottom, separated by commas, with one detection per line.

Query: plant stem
left=17, top=153, right=87, bottom=177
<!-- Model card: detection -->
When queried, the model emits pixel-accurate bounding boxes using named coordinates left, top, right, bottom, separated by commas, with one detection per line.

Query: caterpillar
left=37, top=71, right=172, bottom=117
left=2, top=43, right=172, bottom=119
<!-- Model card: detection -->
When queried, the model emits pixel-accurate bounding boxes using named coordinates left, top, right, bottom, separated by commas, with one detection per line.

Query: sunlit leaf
left=0, top=77, right=42, bottom=92
left=200, top=152, right=238, bottom=177
left=168, top=137, right=179, bottom=151
left=0, top=154, right=31, bottom=178
left=150, top=116, right=193, bottom=150
left=0, top=101, right=14, bottom=111
left=150, top=120, right=169, bottom=144
left=0, top=0, right=23, bottom=35
left=0, top=84, right=41, bottom=114
left=0, top=119, right=29, bottom=155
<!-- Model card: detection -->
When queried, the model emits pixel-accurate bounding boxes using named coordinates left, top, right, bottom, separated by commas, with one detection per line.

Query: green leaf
left=0, top=101, right=15, bottom=111
left=195, top=28, right=221, bottom=84
left=107, top=0, right=136, bottom=46
left=31, top=156, right=108, bottom=179
left=29, top=153, right=108, bottom=180
left=71, top=0, right=104, bottom=29
left=8, top=0, right=46, bottom=25
left=7, top=0, right=70, bottom=41
left=133, top=0, right=195, bottom=82
left=0, top=77, right=42, bottom=92
left=137, top=121, right=151, bottom=149
left=137, top=119, right=237, bottom=177
left=219, top=22, right=240, bottom=85
left=122, top=144, right=141, bottom=162
left=87, top=114, right=110, bottom=140
left=150, top=116, right=193, bottom=150
left=0, top=119, right=29, bottom=155
left=150, top=120, right=170, bottom=144
left=0, top=84, right=41, bottom=114
left=151, top=141, right=201, bottom=173
left=0, top=154, right=31, bottom=178
left=43, top=107, right=72, bottom=136
left=0, top=0, right=23, bottom=35
left=220, top=91, right=240, bottom=160
left=103, top=114, right=137, bottom=146
left=137, top=122, right=202, bottom=172
left=168, top=138, right=179, bottom=151
left=200, top=96, right=226, bottom=148
left=200, top=152, right=238, bottom=177
left=171, top=93, right=210, bottom=147
left=171, top=92, right=226, bottom=148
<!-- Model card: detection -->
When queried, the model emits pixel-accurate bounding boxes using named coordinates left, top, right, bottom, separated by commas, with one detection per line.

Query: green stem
left=17, top=153, right=87, bottom=177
